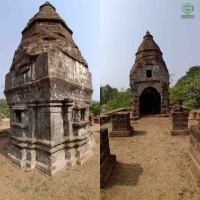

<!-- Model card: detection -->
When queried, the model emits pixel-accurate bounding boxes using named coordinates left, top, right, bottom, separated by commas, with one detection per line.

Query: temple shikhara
left=4, top=2, right=94, bottom=175
left=130, top=31, right=169, bottom=117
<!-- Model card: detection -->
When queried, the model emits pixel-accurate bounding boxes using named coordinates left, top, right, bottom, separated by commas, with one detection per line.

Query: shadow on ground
left=104, top=162, right=143, bottom=188
left=0, top=139, right=9, bottom=157
left=133, top=130, right=146, bottom=136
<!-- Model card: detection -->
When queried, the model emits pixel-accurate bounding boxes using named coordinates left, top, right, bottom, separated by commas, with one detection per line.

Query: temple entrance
left=140, top=87, right=160, bottom=115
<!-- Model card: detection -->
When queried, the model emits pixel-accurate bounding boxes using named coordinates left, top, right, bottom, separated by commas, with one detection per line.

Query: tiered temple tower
left=130, top=31, right=169, bottom=116
left=4, top=2, right=93, bottom=175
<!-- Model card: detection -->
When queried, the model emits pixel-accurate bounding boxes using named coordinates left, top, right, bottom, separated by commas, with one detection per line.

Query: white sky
left=100, top=0, right=200, bottom=89
left=0, top=0, right=100, bottom=101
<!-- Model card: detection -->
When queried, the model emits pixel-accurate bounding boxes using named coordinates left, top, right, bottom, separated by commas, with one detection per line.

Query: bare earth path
left=101, top=116, right=200, bottom=200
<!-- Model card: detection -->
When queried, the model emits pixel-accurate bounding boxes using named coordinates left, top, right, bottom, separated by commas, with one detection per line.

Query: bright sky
left=0, top=0, right=100, bottom=101
left=100, top=0, right=200, bottom=90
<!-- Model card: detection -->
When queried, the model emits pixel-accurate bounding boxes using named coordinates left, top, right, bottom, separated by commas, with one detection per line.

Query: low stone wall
left=184, top=120, right=200, bottom=184
left=100, top=108, right=131, bottom=125
left=110, top=112, right=133, bottom=137
left=100, top=115, right=111, bottom=125
left=103, top=108, right=131, bottom=117
left=0, top=128, right=10, bottom=140
left=94, top=118, right=100, bottom=124
left=100, top=128, right=116, bottom=188
left=188, top=110, right=198, bottom=120
left=168, top=104, right=189, bottom=136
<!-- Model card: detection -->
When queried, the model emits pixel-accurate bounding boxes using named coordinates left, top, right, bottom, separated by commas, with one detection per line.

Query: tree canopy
left=0, top=99, right=10, bottom=118
left=89, top=101, right=100, bottom=116
left=105, top=88, right=132, bottom=111
left=100, top=84, right=118, bottom=105
left=169, top=66, right=200, bottom=108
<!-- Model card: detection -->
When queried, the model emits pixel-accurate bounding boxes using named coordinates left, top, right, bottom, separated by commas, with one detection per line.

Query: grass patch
left=29, top=176, right=34, bottom=182
left=14, top=178, right=22, bottom=189
left=34, top=181, right=50, bottom=192
left=108, top=178, right=118, bottom=185
left=0, top=161, right=6, bottom=167
left=21, top=186, right=31, bottom=193
left=164, top=131, right=168, bottom=135
left=80, top=195, right=89, bottom=200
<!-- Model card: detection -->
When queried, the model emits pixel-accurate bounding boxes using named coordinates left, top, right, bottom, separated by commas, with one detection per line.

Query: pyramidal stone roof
left=10, top=1, right=88, bottom=71
left=136, top=31, right=162, bottom=55
left=22, top=1, right=73, bottom=34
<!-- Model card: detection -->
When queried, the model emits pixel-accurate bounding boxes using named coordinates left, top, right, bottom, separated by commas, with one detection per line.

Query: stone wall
left=100, top=115, right=111, bottom=125
left=110, top=112, right=133, bottom=137
left=168, top=104, right=189, bottom=136
left=184, top=120, right=200, bottom=184
left=100, top=128, right=116, bottom=188
left=0, top=129, right=10, bottom=140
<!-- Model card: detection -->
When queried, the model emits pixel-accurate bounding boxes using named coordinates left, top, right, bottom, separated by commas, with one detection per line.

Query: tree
left=0, top=99, right=10, bottom=118
left=105, top=89, right=132, bottom=111
left=169, top=66, right=200, bottom=108
left=89, top=101, right=100, bottom=116
left=100, top=84, right=118, bottom=105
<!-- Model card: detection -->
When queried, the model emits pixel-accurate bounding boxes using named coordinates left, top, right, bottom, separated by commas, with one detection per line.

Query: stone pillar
left=100, top=128, right=116, bottom=188
left=161, top=81, right=169, bottom=114
left=168, top=104, right=190, bottom=136
left=132, top=93, right=140, bottom=117
left=184, top=119, right=200, bottom=184
left=110, top=112, right=133, bottom=137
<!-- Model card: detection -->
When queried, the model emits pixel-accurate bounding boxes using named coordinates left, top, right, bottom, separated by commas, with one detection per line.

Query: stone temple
left=130, top=31, right=169, bottom=117
left=4, top=2, right=94, bottom=175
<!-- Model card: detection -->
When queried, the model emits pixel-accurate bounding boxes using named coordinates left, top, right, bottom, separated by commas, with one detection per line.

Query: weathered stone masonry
left=4, top=2, right=93, bottom=175
left=168, top=104, right=189, bottom=136
left=184, top=119, right=200, bottom=184
left=109, top=112, right=133, bottom=137
left=130, top=31, right=169, bottom=116
left=100, top=128, right=116, bottom=188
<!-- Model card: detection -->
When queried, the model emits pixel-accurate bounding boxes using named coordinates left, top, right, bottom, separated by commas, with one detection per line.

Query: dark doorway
left=140, top=87, right=160, bottom=115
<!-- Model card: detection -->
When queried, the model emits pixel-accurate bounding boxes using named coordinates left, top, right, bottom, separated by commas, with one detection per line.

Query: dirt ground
left=0, top=120, right=100, bottom=200
left=101, top=116, right=200, bottom=200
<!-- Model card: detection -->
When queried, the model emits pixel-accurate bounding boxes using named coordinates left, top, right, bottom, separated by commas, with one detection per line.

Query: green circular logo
left=182, top=3, right=194, bottom=14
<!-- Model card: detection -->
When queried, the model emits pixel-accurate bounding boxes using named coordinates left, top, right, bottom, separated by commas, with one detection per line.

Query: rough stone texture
left=130, top=31, right=169, bottom=117
left=4, top=2, right=93, bottom=176
left=100, top=115, right=111, bottom=125
left=184, top=119, right=200, bottom=184
left=168, top=104, right=189, bottom=136
left=0, top=129, right=10, bottom=140
left=188, top=110, right=198, bottom=120
left=100, top=128, right=116, bottom=188
left=109, top=112, right=133, bottom=137
left=94, top=118, right=100, bottom=124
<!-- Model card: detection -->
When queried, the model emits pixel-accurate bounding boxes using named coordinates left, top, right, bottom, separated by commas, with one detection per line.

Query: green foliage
left=89, top=101, right=100, bottom=115
left=0, top=99, right=9, bottom=118
left=100, top=84, right=118, bottom=105
left=169, top=66, right=200, bottom=108
left=105, top=89, right=132, bottom=111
